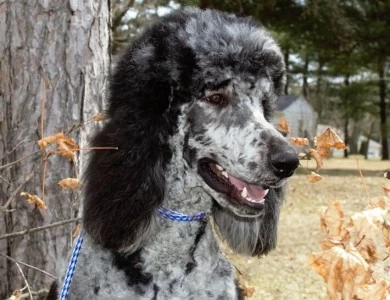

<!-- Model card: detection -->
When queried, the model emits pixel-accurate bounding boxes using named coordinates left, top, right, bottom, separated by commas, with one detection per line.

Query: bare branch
left=0, top=174, right=11, bottom=185
left=6, top=288, right=49, bottom=300
left=12, top=256, right=33, bottom=300
left=0, top=149, right=42, bottom=171
left=20, top=289, right=49, bottom=299
left=0, top=217, right=80, bottom=241
left=0, top=253, right=57, bottom=279
left=0, top=138, right=33, bottom=161
left=1, top=171, right=35, bottom=212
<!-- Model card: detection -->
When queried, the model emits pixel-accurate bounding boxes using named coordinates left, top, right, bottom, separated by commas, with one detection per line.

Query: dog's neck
left=162, top=154, right=212, bottom=216
left=143, top=135, right=219, bottom=251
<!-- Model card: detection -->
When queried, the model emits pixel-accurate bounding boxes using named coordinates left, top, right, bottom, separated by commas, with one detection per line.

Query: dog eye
left=205, top=94, right=227, bottom=106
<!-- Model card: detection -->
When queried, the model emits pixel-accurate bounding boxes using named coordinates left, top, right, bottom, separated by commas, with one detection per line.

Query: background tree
left=353, top=0, right=390, bottom=159
left=0, top=1, right=110, bottom=298
left=112, top=0, right=177, bottom=54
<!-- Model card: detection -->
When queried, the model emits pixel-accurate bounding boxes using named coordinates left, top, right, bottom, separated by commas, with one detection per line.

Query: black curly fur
left=83, top=12, right=199, bottom=251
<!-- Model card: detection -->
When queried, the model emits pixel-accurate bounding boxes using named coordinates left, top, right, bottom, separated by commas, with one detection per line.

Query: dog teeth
left=264, top=189, right=269, bottom=197
left=221, top=171, right=228, bottom=178
left=245, top=196, right=265, bottom=204
left=240, top=187, right=248, bottom=198
left=215, top=164, right=224, bottom=171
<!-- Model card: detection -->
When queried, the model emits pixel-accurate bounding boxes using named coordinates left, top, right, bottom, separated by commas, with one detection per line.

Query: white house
left=274, top=95, right=318, bottom=139
left=364, top=138, right=382, bottom=159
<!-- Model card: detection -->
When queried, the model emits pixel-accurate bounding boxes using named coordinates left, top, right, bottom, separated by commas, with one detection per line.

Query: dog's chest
left=66, top=230, right=240, bottom=299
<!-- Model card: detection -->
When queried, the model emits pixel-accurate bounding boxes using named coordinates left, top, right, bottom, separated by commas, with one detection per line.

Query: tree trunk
left=378, top=64, right=389, bottom=160
left=199, top=0, right=209, bottom=9
left=283, top=47, right=290, bottom=95
left=302, top=54, right=309, bottom=98
left=344, top=118, right=349, bottom=158
left=0, top=1, right=110, bottom=298
left=343, top=75, right=350, bottom=158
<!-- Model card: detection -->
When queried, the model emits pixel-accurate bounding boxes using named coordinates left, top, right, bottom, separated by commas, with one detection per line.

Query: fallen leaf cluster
left=310, top=198, right=390, bottom=299
left=37, top=132, right=79, bottom=161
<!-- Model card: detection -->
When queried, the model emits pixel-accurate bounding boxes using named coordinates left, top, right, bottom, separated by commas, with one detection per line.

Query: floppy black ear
left=82, top=115, right=170, bottom=252
left=83, top=14, right=196, bottom=253
left=82, top=87, right=173, bottom=252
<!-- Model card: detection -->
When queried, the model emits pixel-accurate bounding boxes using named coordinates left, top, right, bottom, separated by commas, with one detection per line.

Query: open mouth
left=197, top=158, right=269, bottom=209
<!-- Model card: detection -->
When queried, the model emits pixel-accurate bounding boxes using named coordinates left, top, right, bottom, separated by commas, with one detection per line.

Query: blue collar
left=157, top=207, right=207, bottom=222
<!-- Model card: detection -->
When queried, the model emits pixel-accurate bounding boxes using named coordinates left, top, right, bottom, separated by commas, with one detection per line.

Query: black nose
left=270, top=148, right=299, bottom=178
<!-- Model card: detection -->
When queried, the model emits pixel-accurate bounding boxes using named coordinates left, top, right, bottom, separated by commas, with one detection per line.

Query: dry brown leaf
left=37, top=132, right=78, bottom=160
left=356, top=280, right=390, bottom=300
left=92, top=113, right=107, bottom=122
left=37, top=132, right=62, bottom=148
left=309, top=148, right=324, bottom=171
left=320, top=200, right=345, bottom=240
left=21, top=192, right=46, bottom=209
left=349, top=208, right=386, bottom=239
left=277, top=116, right=290, bottom=135
left=309, top=246, right=371, bottom=300
left=57, top=136, right=78, bottom=160
left=73, top=224, right=81, bottom=238
left=317, top=147, right=331, bottom=158
left=58, top=178, right=80, bottom=190
left=9, top=290, right=21, bottom=300
left=312, top=195, right=390, bottom=300
left=308, top=171, right=322, bottom=183
left=348, top=208, right=387, bottom=263
left=315, top=128, right=347, bottom=150
left=241, top=285, right=255, bottom=298
left=355, top=237, right=379, bottom=263
left=289, top=137, right=309, bottom=146
left=382, top=221, right=390, bottom=249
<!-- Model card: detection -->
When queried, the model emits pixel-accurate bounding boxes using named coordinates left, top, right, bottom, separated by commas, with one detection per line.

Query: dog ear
left=83, top=38, right=171, bottom=254
left=82, top=117, right=169, bottom=253
left=212, top=187, right=284, bottom=256
left=82, top=15, right=196, bottom=253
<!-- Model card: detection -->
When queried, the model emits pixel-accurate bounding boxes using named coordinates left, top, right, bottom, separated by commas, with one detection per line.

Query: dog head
left=83, top=8, right=298, bottom=255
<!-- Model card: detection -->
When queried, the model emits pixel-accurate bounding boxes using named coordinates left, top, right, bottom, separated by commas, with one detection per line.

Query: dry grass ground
left=226, top=156, right=390, bottom=300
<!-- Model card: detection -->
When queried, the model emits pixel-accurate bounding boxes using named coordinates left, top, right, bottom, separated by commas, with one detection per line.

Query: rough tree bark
left=0, top=1, right=110, bottom=298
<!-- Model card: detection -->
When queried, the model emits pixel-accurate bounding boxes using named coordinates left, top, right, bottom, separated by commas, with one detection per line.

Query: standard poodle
left=51, top=7, right=299, bottom=299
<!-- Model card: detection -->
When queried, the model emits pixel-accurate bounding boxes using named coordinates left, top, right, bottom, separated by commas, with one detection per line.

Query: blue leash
left=59, top=231, right=84, bottom=300
left=59, top=208, right=206, bottom=299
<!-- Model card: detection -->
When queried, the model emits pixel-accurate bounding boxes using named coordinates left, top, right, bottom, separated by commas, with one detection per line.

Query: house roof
left=277, top=95, right=299, bottom=111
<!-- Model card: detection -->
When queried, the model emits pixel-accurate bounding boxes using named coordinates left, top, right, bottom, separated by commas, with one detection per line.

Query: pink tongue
left=228, top=174, right=267, bottom=200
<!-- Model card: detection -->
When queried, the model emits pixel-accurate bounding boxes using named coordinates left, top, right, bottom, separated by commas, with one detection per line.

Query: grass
left=226, top=157, right=389, bottom=300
